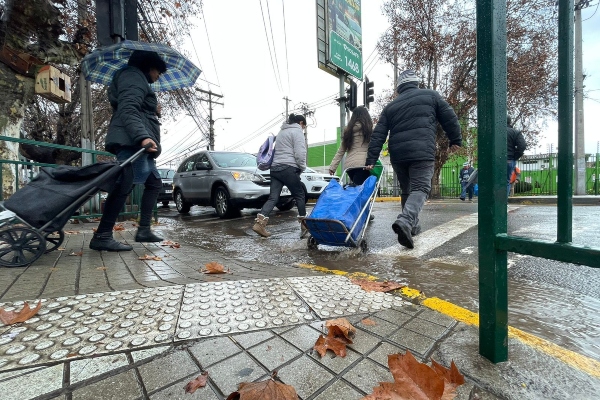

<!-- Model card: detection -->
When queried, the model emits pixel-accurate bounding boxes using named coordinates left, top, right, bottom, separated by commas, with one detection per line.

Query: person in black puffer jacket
left=506, top=115, right=527, bottom=198
left=366, top=70, right=462, bottom=249
left=90, top=50, right=167, bottom=252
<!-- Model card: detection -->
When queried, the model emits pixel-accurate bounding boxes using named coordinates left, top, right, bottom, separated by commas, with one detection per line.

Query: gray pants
left=260, top=166, right=306, bottom=217
left=393, top=160, right=434, bottom=229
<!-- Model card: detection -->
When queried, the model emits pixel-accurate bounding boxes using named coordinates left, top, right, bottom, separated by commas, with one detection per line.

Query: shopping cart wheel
left=44, top=231, right=65, bottom=253
left=358, top=239, right=368, bottom=253
left=0, top=227, right=47, bottom=267
left=307, top=236, right=318, bottom=250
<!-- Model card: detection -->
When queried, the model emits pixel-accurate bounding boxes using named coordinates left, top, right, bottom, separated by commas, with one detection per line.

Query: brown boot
left=298, top=216, right=309, bottom=239
left=252, top=214, right=271, bottom=237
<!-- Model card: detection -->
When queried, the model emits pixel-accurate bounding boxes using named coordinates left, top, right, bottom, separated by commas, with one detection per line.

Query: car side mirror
left=195, top=162, right=211, bottom=170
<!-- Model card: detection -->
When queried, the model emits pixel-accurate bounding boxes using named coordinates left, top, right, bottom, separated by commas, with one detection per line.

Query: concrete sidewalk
left=0, top=224, right=598, bottom=399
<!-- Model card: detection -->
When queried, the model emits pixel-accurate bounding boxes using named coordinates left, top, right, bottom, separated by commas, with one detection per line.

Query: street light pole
left=208, top=117, right=231, bottom=150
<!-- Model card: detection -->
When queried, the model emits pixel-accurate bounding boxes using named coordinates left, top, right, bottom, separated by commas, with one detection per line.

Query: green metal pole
left=557, top=0, right=574, bottom=243
left=596, top=153, right=599, bottom=196
left=476, top=0, right=508, bottom=362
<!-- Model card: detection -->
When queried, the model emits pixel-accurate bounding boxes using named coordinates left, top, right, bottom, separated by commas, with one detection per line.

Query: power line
left=259, top=0, right=283, bottom=91
left=200, top=6, right=222, bottom=88
left=281, top=0, right=291, bottom=93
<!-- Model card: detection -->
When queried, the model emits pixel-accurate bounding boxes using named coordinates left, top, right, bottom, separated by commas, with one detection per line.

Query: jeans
left=393, top=160, right=435, bottom=229
left=460, top=182, right=474, bottom=200
left=507, top=160, right=516, bottom=199
left=260, top=166, right=306, bottom=217
left=96, top=148, right=163, bottom=233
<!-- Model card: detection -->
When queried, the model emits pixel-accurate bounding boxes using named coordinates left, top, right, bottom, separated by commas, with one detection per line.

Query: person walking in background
left=253, top=114, right=308, bottom=238
left=459, top=162, right=475, bottom=202
left=507, top=115, right=527, bottom=199
left=329, top=106, right=373, bottom=185
left=90, top=50, right=166, bottom=252
left=366, top=69, right=462, bottom=249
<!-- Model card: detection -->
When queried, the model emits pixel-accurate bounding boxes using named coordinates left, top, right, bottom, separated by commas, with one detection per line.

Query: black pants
left=260, top=166, right=306, bottom=217
left=393, top=160, right=435, bottom=229
left=97, top=173, right=162, bottom=234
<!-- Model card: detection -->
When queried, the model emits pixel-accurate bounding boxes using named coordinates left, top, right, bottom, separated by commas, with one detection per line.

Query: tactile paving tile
left=0, top=286, right=183, bottom=371
left=287, top=276, right=405, bottom=318
left=175, top=279, right=316, bottom=340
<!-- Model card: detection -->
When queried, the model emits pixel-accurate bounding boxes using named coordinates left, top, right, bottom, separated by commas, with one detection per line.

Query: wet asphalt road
left=156, top=200, right=600, bottom=362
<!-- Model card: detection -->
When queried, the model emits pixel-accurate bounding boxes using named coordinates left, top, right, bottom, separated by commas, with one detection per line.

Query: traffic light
left=346, top=80, right=357, bottom=111
left=364, top=76, right=375, bottom=109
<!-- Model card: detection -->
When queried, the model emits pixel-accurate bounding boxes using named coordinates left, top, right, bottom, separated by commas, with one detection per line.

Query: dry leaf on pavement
left=184, top=371, right=208, bottom=394
left=0, top=301, right=42, bottom=325
left=139, top=255, right=162, bottom=261
left=226, top=371, right=297, bottom=400
left=350, top=278, right=404, bottom=293
left=161, top=240, right=181, bottom=248
left=362, top=351, right=464, bottom=400
left=314, top=334, right=350, bottom=358
left=325, top=318, right=356, bottom=342
left=361, top=318, right=377, bottom=326
left=113, top=223, right=125, bottom=231
left=69, top=251, right=83, bottom=256
left=201, top=261, right=230, bottom=274
left=313, top=318, right=356, bottom=358
left=64, top=230, right=79, bottom=235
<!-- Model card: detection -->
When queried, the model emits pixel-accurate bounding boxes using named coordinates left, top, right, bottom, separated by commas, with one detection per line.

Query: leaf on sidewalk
left=361, top=318, right=377, bottom=326
left=314, top=334, right=350, bottom=358
left=184, top=371, right=208, bottom=394
left=325, top=318, right=356, bottom=342
left=161, top=240, right=181, bottom=248
left=201, top=261, right=230, bottom=274
left=69, top=251, right=83, bottom=256
left=362, top=351, right=465, bottom=400
left=113, top=223, right=125, bottom=231
left=64, top=230, right=79, bottom=235
left=313, top=318, right=356, bottom=358
left=226, top=371, right=297, bottom=400
left=350, top=278, right=404, bottom=293
left=0, top=301, right=42, bottom=325
left=139, top=254, right=162, bottom=261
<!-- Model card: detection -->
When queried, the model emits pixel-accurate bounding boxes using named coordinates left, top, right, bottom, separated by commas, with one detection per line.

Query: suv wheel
left=214, top=186, right=238, bottom=218
left=175, top=190, right=191, bottom=213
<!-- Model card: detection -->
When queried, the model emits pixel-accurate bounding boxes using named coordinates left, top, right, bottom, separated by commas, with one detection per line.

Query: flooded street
left=158, top=201, right=600, bottom=362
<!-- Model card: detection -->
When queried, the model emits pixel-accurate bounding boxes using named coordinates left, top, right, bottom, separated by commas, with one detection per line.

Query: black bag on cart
left=4, top=162, right=132, bottom=233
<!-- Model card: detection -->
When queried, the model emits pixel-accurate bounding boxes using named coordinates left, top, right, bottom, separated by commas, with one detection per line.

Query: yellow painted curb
left=297, top=263, right=600, bottom=379
left=375, top=197, right=401, bottom=202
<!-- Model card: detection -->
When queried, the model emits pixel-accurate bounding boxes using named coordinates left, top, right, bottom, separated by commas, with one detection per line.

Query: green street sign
left=329, top=31, right=362, bottom=79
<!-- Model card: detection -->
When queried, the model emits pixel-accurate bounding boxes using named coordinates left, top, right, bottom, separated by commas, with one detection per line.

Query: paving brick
left=367, top=342, right=405, bottom=367
left=188, top=336, right=242, bottom=368
left=72, top=369, right=141, bottom=400
left=137, top=350, right=199, bottom=393
left=342, top=358, right=392, bottom=394
left=417, top=308, right=457, bottom=328
left=0, top=364, right=63, bottom=400
left=313, top=379, right=364, bottom=400
left=131, top=345, right=172, bottom=363
left=280, top=324, right=322, bottom=352
left=309, top=346, right=361, bottom=374
left=247, top=336, right=302, bottom=371
left=347, top=327, right=381, bottom=355
left=277, top=355, right=334, bottom=399
left=70, top=353, right=129, bottom=383
left=231, top=330, right=274, bottom=349
left=404, top=318, right=449, bottom=340
left=373, top=308, right=413, bottom=326
left=388, top=328, right=436, bottom=356
left=150, top=377, right=220, bottom=400
left=352, top=316, right=400, bottom=338
left=208, top=352, right=267, bottom=395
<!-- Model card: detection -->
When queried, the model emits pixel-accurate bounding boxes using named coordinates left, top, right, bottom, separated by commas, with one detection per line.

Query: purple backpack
left=257, top=135, right=276, bottom=171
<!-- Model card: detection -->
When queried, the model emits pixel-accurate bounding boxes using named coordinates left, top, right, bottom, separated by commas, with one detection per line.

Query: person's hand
left=329, top=169, right=335, bottom=175
left=141, top=138, right=158, bottom=152
left=365, top=165, right=374, bottom=171
left=449, top=144, right=460, bottom=153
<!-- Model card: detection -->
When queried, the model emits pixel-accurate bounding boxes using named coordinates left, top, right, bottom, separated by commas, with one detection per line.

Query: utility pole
left=299, top=102, right=314, bottom=147
left=79, top=0, right=94, bottom=167
left=196, top=88, right=224, bottom=150
left=283, top=96, right=292, bottom=117
left=574, top=1, right=589, bottom=195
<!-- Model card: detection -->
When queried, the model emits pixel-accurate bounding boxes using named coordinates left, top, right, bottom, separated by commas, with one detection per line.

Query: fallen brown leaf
left=313, top=334, right=350, bottom=358
left=226, top=371, right=297, bottom=400
left=64, top=230, right=79, bottom=235
left=350, top=278, right=404, bottom=293
left=184, top=371, right=208, bottom=394
left=361, top=318, right=377, bottom=326
left=0, top=301, right=42, bottom=325
left=69, top=251, right=83, bottom=256
left=325, top=318, right=356, bottom=342
left=313, top=318, right=356, bottom=358
left=202, top=261, right=229, bottom=274
left=138, top=255, right=162, bottom=261
left=57, top=247, right=66, bottom=251
left=161, top=240, right=181, bottom=249
left=113, top=223, right=125, bottom=231
left=362, top=351, right=465, bottom=400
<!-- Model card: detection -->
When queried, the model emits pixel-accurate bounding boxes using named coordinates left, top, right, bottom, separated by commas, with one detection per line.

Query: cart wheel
left=0, top=227, right=46, bottom=268
left=44, top=231, right=65, bottom=253
left=307, top=236, right=318, bottom=250
left=358, top=239, right=368, bottom=253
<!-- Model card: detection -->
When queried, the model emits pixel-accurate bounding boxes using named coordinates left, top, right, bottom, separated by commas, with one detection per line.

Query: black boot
left=135, top=226, right=163, bottom=242
left=90, top=232, right=133, bottom=252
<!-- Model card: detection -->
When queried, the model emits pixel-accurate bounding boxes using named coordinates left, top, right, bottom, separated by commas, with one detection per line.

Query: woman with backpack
left=253, top=114, right=308, bottom=238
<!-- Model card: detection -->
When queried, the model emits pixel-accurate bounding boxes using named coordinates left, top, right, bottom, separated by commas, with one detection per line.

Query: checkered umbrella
left=81, top=40, right=201, bottom=92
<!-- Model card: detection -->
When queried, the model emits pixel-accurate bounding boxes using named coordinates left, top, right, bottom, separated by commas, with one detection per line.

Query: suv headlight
left=305, top=175, right=325, bottom=181
left=231, top=171, right=262, bottom=182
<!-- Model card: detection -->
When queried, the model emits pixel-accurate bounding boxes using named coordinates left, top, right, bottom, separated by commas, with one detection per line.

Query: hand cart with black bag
left=0, top=145, right=152, bottom=267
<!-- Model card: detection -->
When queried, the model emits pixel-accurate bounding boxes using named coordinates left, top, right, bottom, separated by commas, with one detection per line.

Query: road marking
left=296, top=262, right=600, bottom=379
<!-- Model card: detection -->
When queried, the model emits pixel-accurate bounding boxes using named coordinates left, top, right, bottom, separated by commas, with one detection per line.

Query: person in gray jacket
left=253, top=114, right=308, bottom=238
left=90, top=50, right=166, bottom=252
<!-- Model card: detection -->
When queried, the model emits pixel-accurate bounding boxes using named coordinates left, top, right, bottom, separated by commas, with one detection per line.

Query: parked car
left=300, top=167, right=340, bottom=199
left=172, top=151, right=293, bottom=218
left=157, top=168, right=176, bottom=207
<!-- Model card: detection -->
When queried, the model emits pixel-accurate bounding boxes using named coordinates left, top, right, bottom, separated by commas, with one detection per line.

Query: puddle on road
left=160, top=217, right=600, bottom=362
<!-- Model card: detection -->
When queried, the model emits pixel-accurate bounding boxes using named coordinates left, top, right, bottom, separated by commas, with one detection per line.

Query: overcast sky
left=157, top=0, right=600, bottom=168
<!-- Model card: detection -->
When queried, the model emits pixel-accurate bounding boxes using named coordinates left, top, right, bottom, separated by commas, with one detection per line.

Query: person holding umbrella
left=90, top=50, right=167, bottom=251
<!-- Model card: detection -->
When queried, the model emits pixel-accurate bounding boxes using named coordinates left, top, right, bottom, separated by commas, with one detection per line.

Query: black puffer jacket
left=366, top=83, right=461, bottom=164
left=507, top=126, right=526, bottom=160
left=105, top=66, right=161, bottom=158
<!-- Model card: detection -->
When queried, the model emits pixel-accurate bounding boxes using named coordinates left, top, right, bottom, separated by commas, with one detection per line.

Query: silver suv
left=172, top=151, right=293, bottom=218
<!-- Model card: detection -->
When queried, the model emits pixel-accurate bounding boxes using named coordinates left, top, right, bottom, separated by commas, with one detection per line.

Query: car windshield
left=211, top=152, right=257, bottom=168
left=158, top=169, right=175, bottom=179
